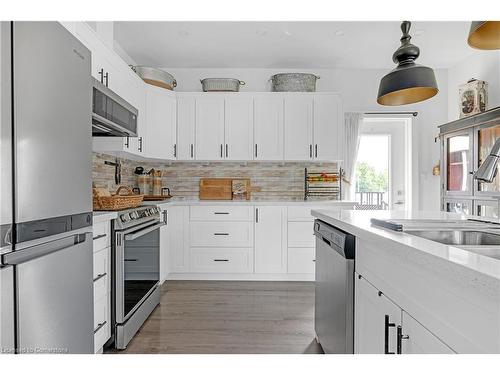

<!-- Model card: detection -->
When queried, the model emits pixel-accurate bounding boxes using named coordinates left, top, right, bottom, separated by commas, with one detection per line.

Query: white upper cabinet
left=313, top=93, right=342, bottom=161
left=145, top=85, right=177, bottom=160
left=254, top=95, right=284, bottom=160
left=195, top=97, right=225, bottom=160
left=284, top=94, right=314, bottom=160
left=254, top=206, right=287, bottom=274
left=224, top=95, right=254, bottom=160
left=177, top=95, right=196, bottom=160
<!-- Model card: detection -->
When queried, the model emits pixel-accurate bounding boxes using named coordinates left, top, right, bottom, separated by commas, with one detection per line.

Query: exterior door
left=284, top=94, right=313, bottom=160
left=224, top=96, right=254, bottom=160
left=313, top=94, right=341, bottom=161
left=195, top=97, right=225, bottom=160
left=354, top=273, right=401, bottom=354
left=254, top=206, right=286, bottom=274
left=254, top=95, right=284, bottom=160
left=177, top=95, right=196, bottom=160
left=400, top=312, right=455, bottom=354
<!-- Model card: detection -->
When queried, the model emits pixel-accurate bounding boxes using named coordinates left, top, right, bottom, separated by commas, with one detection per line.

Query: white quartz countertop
left=311, top=209, right=500, bottom=281
left=92, top=211, right=118, bottom=224
left=143, top=199, right=356, bottom=208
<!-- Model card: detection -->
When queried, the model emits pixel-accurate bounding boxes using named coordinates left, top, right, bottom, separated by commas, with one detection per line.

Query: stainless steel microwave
left=92, top=77, right=138, bottom=137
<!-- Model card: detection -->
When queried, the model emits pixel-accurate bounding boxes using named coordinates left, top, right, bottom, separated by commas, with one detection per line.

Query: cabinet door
left=313, top=94, right=341, bottom=161
left=224, top=96, right=254, bottom=160
left=145, top=85, right=176, bottom=159
left=254, top=206, right=287, bottom=274
left=401, top=312, right=455, bottom=354
left=354, top=273, right=401, bottom=354
left=254, top=95, right=284, bottom=160
left=443, top=130, right=473, bottom=196
left=195, top=97, right=225, bottom=160
left=177, top=95, right=196, bottom=160
left=284, top=95, right=313, bottom=160
left=168, top=206, right=190, bottom=273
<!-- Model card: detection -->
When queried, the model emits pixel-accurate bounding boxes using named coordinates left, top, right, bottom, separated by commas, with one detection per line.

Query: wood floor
left=111, top=280, right=323, bottom=354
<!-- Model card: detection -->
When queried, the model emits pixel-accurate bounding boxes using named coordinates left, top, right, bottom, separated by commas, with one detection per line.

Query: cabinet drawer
left=190, top=222, right=254, bottom=247
left=93, top=270, right=108, bottom=302
left=287, top=206, right=318, bottom=221
left=287, top=221, right=315, bottom=247
left=93, top=247, right=109, bottom=280
left=190, top=248, right=253, bottom=273
left=92, top=222, right=110, bottom=252
left=190, top=206, right=254, bottom=222
left=288, top=247, right=315, bottom=274
left=93, top=294, right=110, bottom=353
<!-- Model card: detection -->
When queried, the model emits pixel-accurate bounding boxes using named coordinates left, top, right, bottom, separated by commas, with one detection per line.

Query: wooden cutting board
left=199, top=178, right=233, bottom=200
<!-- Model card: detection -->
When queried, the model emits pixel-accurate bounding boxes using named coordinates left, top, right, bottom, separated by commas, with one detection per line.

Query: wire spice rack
left=304, top=168, right=342, bottom=200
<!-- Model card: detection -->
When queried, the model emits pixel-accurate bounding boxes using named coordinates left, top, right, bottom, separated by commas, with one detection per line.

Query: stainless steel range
left=111, top=205, right=165, bottom=349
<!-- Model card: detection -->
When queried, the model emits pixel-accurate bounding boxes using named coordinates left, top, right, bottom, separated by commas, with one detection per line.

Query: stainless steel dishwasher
left=314, top=219, right=355, bottom=354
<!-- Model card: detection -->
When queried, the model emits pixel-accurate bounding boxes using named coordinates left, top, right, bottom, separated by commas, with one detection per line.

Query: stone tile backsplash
left=92, top=152, right=339, bottom=201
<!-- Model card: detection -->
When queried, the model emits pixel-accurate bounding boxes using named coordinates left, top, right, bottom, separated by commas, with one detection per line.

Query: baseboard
left=165, top=273, right=315, bottom=281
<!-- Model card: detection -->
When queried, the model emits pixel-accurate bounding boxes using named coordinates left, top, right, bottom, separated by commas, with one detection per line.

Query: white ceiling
left=113, top=21, right=474, bottom=69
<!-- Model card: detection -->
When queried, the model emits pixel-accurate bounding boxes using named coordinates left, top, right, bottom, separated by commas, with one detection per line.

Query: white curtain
left=342, top=112, right=363, bottom=200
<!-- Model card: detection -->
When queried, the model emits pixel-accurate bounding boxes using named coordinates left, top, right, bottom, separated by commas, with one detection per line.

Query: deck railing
left=354, top=191, right=389, bottom=210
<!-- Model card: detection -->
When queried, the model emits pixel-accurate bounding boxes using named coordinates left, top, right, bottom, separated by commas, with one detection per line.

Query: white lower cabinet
left=288, top=248, right=315, bottom=274
left=92, top=220, right=112, bottom=353
left=254, top=206, right=287, bottom=274
left=354, top=272, right=455, bottom=354
left=190, top=248, right=254, bottom=273
left=159, top=208, right=170, bottom=283
left=189, top=222, right=254, bottom=247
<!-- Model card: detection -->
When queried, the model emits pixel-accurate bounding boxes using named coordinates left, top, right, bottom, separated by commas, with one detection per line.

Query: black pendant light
left=377, top=21, right=438, bottom=106
left=467, top=21, right=500, bottom=50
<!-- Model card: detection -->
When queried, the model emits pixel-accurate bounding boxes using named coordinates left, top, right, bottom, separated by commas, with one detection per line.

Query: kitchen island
left=311, top=209, right=500, bottom=354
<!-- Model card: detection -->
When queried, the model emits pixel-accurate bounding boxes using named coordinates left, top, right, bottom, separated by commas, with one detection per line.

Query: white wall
left=164, top=67, right=448, bottom=211
left=447, top=51, right=500, bottom=121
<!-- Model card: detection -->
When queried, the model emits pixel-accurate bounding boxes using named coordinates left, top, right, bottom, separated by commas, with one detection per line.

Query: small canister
left=137, top=174, right=151, bottom=195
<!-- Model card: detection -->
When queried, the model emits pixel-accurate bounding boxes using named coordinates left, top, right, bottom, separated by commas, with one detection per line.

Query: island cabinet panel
left=354, top=273, right=401, bottom=354
left=400, top=312, right=455, bottom=354
left=355, top=238, right=498, bottom=353
left=254, top=206, right=287, bottom=274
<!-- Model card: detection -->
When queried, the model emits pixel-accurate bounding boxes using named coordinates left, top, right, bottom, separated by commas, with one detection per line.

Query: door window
left=446, top=135, right=470, bottom=192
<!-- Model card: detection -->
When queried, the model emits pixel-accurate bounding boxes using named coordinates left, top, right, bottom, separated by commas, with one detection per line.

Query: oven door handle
left=124, top=223, right=164, bottom=241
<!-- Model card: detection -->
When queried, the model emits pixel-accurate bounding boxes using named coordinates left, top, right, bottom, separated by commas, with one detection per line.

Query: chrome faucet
left=474, top=138, right=500, bottom=183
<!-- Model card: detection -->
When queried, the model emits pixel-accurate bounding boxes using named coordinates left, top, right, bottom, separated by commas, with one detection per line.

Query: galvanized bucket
left=270, top=73, right=320, bottom=92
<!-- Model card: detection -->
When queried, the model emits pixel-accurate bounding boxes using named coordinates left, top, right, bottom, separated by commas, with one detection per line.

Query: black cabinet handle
left=384, top=315, right=396, bottom=354
left=191, top=144, right=194, bottom=158
left=138, top=137, right=143, bottom=152
left=220, top=144, right=223, bottom=158
left=396, top=325, right=409, bottom=354
left=213, top=259, right=229, bottom=262
left=225, top=144, right=228, bottom=158
left=98, top=68, right=104, bottom=84
left=163, top=210, right=168, bottom=225
left=315, top=144, right=318, bottom=158
left=125, top=136, right=130, bottom=148
left=255, top=208, right=259, bottom=223
left=104, top=72, right=109, bottom=87
left=94, top=321, right=107, bottom=334
left=124, top=259, right=138, bottom=262
left=214, top=212, right=229, bottom=215
left=309, top=144, right=313, bottom=158
left=93, top=272, right=107, bottom=283
left=255, top=144, right=258, bottom=158
left=173, top=144, right=177, bottom=158
left=93, top=234, right=106, bottom=241
left=214, top=233, right=229, bottom=236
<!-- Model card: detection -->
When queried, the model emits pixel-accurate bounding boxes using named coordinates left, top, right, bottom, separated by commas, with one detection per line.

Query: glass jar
left=152, top=176, right=162, bottom=196
left=137, top=174, right=151, bottom=195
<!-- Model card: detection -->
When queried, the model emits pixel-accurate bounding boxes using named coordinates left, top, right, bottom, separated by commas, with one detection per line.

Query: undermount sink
left=404, top=230, right=500, bottom=246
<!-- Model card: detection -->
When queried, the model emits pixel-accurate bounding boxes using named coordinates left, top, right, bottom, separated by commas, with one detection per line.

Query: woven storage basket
left=93, top=186, right=144, bottom=211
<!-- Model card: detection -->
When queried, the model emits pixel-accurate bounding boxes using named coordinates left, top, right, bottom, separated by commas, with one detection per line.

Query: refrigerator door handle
left=2, top=232, right=91, bottom=265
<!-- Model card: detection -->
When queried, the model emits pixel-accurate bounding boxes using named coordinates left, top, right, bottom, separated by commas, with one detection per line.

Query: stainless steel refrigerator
left=1, top=21, right=94, bottom=354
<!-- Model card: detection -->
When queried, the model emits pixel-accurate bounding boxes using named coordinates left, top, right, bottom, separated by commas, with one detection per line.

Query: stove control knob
left=120, top=214, right=128, bottom=222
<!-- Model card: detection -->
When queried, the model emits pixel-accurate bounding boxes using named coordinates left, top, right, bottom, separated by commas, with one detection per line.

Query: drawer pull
left=213, top=259, right=229, bottom=262
left=214, top=233, right=229, bottom=236
left=93, top=234, right=107, bottom=241
left=214, top=212, right=230, bottom=215
left=124, top=259, right=138, bottom=262
left=93, top=272, right=107, bottom=282
left=94, top=321, right=107, bottom=334
left=312, top=259, right=316, bottom=262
